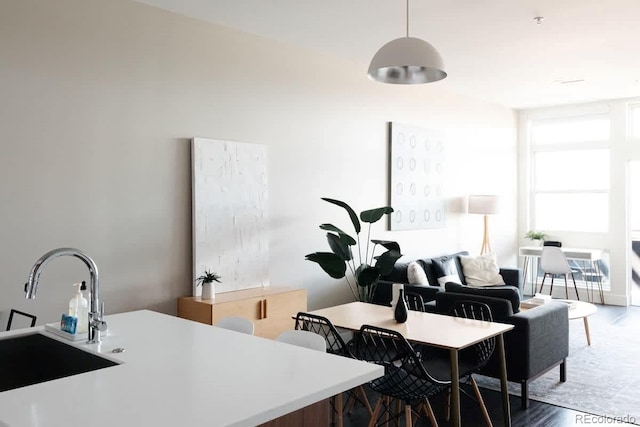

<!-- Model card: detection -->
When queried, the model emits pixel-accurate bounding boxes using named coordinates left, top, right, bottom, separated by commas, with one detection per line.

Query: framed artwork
left=389, top=122, right=445, bottom=230
left=191, top=137, right=269, bottom=296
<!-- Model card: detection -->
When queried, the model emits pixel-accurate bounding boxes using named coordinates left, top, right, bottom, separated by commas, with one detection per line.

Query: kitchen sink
left=0, top=333, right=118, bottom=392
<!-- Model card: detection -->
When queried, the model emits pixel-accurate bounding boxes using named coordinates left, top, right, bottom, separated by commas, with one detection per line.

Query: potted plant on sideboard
left=305, top=197, right=402, bottom=303
left=195, top=270, right=222, bottom=300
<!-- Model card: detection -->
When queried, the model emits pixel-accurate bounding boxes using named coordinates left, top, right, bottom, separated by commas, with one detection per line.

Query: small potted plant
left=524, top=230, right=547, bottom=245
left=195, top=269, right=221, bottom=300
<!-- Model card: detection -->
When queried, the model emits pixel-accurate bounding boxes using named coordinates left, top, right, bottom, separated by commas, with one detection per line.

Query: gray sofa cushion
left=444, top=282, right=521, bottom=313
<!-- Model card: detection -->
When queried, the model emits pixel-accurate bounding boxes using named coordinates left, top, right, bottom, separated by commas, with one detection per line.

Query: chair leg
left=571, top=273, right=580, bottom=300
left=564, top=275, right=569, bottom=299
left=358, top=386, right=373, bottom=416
left=470, top=377, right=493, bottom=427
left=421, top=399, right=438, bottom=427
left=560, top=359, right=567, bottom=382
left=404, top=404, right=412, bottom=427
left=550, top=275, right=555, bottom=296
left=539, top=273, right=546, bottom=293
left=368, top=398, right=383, bottom=427
left=335, top=392, right=343, bottom=427
left=445, top=388, right=451, bottom=421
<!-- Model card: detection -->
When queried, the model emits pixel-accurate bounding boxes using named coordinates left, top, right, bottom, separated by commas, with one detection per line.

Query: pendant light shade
left=368, top=37, right=446, bottom=84
left=368, top=0, right=446, bottom=84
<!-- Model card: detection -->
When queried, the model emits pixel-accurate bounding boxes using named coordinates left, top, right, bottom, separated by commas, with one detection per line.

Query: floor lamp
left=468, top=195, right=499, bottom=255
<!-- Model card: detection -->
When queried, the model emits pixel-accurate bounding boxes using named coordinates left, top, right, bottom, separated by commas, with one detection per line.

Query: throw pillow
left=407, top=261, right=429, bottom=285
left=432, top=256, right=462, bottom=286
left=459, top=254, right=505, bottom=287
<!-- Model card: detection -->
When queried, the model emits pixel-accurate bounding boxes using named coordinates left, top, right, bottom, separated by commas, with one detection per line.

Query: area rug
left=476, top=305, right=640, bottom=425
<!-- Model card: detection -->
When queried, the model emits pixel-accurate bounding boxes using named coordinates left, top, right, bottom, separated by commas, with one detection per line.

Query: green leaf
left=319, top=224, right=356, bottom=245
left=374, top=249, right=403, bottom=276
left=360, top=207, right=394, bottom=223
left=305, top=252, right=347, bottom=279
left=371, top=240, right=400, bottom=252
left=322, top=198, right=361, bottom=233
left=326, top=233, right=352, bottom=261
left=357, top=266, right=381, bottom=288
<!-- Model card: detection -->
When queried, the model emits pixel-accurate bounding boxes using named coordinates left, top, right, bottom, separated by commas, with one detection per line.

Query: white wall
left=0, top=0, right=517, bottom=326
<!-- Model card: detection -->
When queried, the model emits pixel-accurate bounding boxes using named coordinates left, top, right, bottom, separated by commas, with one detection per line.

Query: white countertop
left=0, top=310, right=382, bottom=427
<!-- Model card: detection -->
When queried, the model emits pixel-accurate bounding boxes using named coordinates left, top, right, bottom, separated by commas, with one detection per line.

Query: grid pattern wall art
left=389, top=122, right=446, bottom=231
left=191, top=137, right=269, bottom=296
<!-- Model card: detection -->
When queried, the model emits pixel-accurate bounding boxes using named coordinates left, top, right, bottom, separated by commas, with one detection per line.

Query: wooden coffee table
left=556, top=299, right=598, bottom=346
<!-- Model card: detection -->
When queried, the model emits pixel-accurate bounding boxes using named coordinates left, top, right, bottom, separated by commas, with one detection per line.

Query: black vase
left=394, top=289, right=408, bottom=323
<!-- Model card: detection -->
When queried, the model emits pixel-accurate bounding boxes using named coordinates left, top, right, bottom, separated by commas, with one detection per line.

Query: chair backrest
left=450, top=300, right=495, bottom=371
left=276, top=330, right=327, bottom=352
left=294, top=312, right=351, bottom=357
left=543, top=240, right=562, bottom=247
left=352, top=324, right=448, bottom=401
left=540, top=246, right=572, bottom=275
left=404, top=292, right=426, bottom=312
left=215, top=316, right=255, bottom=335
left=6, top=309, right=37, bottom=331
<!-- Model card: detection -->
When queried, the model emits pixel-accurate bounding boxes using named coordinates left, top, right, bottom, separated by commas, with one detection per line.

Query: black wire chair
left=446, top=300, right=496, bottom=426
left=294, top=312, right=373, bottom=424
left=6, top=309, right=37, bottom=331
left=352, top=324, right=450, bottom=427
left=404, top=292, right=426, bottom=312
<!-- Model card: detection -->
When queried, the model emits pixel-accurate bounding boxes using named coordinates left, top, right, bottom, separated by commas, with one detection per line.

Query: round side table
left=557, top=299, right=598, bottom=346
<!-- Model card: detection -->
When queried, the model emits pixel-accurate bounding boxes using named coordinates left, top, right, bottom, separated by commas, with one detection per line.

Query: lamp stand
left=479, top=214, right=492, bottom=255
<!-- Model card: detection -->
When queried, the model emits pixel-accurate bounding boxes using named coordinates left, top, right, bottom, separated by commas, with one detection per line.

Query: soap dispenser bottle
left=69, top=282, right=89, bottom=333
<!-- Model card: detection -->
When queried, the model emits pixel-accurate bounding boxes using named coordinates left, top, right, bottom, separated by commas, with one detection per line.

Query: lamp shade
left=468, top=195, right=499, bottom=215
left=368, top=37, right=447, bottom=84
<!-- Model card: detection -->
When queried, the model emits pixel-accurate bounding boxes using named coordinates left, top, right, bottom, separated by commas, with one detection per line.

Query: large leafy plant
left=305, top=198, right=402, bottom=303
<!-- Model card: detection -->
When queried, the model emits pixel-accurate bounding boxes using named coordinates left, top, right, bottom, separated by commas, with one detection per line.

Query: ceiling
left=133, top=0, right=640, bottom=110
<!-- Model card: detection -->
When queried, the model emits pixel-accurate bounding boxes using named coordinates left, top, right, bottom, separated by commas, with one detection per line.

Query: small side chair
left=215, top=316, right=255, bottom=335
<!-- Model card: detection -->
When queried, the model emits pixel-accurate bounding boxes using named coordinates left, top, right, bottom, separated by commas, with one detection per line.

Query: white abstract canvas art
left=191, top=137, right=269, bottom=295
left=390, top=123, right=446, bottom=230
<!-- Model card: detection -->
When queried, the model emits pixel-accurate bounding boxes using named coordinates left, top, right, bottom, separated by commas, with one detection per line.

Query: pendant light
left=368, top=0, right=446, bottom=84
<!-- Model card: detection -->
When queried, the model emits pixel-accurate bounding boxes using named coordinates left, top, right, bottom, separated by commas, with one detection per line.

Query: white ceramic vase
left=201, top=282, right=214, bottom=300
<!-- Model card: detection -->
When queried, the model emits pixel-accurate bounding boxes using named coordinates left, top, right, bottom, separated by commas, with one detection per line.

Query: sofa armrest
left=371, top=280, right=441, bottom=306
left=499, top=267, right=522, bottom=293
left=483, top=301, right=569, bottom=381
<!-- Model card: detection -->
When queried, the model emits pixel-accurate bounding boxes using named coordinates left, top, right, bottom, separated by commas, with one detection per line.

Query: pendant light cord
left=406, top=0, right=410, bottom=37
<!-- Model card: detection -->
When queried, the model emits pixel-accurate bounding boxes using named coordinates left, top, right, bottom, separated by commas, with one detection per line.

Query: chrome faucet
left=25, top=248, right=108, bottom=343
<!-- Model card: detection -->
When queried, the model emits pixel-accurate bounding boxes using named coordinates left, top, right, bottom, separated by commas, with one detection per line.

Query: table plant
left=196, top=270, right=221, bottom=299
left=524, top=230, right=547, bottom=245
left=305, top=197, right=402, bottom=303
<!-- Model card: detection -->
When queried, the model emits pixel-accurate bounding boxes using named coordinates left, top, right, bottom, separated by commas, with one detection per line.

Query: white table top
left=309, top=302, right=513, bottom=350
left=0, top=310, right=382, bottom=427
left=519, top=245, right=603, bottom=261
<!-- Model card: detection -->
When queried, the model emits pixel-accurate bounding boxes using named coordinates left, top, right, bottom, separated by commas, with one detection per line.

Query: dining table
left=308, top=301, right=514, bottom=427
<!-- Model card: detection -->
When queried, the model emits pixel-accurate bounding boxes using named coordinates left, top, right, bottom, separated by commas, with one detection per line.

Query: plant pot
left=201, top=282, right=215, bottom=300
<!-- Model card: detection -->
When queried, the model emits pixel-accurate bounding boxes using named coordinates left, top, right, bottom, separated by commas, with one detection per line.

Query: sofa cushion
left=432, top=256, right=463, bottom=286
left=420, top=251, right=469, bottom=286
left=459, top=254, right=505, bottom=287
left=444, top=282, right=521, bottom=314
left=407, top=261, right=429, bottom=285
left=382, top=262, right=410, bottom=283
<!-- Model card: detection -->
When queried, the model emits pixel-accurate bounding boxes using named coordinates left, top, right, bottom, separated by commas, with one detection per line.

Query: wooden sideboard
left=177, top=286, right=307, bottom=339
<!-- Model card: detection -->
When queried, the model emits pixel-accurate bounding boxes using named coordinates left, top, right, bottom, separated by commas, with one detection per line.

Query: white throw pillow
left=459, top=254, right=505, bottom=287
left=437, top=274, right=462, bottom=287
left=407, top=261, right=429, bottom=285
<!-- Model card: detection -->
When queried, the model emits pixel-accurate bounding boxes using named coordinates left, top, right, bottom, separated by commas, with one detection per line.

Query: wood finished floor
left=342, top=304, right=640, bottom=427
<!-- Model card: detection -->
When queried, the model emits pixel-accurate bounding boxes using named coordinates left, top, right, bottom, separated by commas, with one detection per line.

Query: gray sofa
left=371, top=252, right=569, bottom=409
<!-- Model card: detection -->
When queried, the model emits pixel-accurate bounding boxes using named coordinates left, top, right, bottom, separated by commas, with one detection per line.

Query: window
left=530, top=115, right=610, bottom=233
